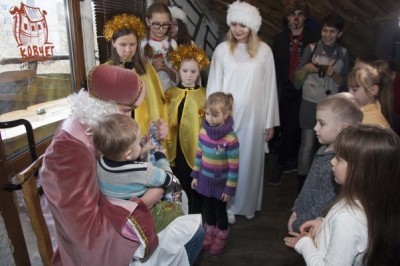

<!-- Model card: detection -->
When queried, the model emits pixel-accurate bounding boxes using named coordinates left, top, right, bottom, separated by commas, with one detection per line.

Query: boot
left=268, top=164, right=284, bottom=186
left=203, top=223, right=217, bottom=251
left=209, top=228, right=229, bottom=255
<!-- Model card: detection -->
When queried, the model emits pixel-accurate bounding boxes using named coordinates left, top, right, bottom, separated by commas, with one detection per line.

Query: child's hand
left=140, top=140, right=157, bottom=161
left=191, top=178, right=198, bottom=189
left=221, top=193, right=231, bottom=202
left=300, top=217, right=323, bottom=238
left=141, top=139, right=157, bottom=154
left=283, top=231, right=307, bottom=248
left=288, top=212, right=297, bottom=232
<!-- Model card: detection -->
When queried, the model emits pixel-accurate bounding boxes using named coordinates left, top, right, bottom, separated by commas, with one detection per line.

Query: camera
left=316, top=64, right=329, bottom=78
left=317, top=64, right=329, bottom=78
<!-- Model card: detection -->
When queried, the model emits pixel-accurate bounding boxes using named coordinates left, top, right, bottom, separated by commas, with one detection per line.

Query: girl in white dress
left=284, top=124, right=400, bottom=266
left=207, top=1, right=279, bottom=221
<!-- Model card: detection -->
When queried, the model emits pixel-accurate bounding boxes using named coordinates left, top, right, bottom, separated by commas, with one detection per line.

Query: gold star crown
left=103, top=14, right=147, bottom=41
left=169, top=44, right=210, bottom=70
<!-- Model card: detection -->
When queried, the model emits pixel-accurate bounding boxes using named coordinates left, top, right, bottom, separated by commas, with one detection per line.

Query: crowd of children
left=101, top=0, right=400, bottom=263
left=289, top=92, right=363, bottom=232
left=100, top=0, right=400, bottom=262
left=39, top=0, right=400, bottom=264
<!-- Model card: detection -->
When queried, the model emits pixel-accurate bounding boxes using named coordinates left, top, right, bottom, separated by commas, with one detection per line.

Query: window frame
left=0, top=1, right=85, bottom=265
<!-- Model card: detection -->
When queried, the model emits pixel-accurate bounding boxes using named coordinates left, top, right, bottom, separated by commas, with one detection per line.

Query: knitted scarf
left=203, top=115, right=234, bottom=140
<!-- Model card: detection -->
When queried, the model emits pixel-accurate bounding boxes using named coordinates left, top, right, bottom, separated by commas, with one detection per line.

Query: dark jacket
left=273, top=27, right=319, bottom=98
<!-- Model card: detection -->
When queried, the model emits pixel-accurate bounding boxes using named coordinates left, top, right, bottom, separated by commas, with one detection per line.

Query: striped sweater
left=97, top=152, right=173, bottom=199
left=191, top=116, right=239, bottom=198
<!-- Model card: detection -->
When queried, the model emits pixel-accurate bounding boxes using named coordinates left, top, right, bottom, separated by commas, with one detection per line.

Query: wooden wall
left=204, top=0, right=400, bottom=64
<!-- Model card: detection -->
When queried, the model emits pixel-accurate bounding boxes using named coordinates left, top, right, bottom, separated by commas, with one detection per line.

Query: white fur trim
left=227, top=1, right=262, bottom=33
left=169, top=6, right=188, bottom=24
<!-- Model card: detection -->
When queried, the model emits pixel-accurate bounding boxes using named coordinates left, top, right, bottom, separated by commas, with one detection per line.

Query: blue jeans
left=184, top=225, right=205, bottom=265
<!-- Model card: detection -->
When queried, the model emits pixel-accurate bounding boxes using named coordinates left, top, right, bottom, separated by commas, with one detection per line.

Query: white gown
left=207, top=41, right=279, bottom=216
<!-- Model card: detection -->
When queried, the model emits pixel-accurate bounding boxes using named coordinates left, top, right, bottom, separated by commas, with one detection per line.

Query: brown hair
left=333, top=124, right=400, bottom=265
left=226, top=29, right=260, bottom=58
left=347, top=64, right=393, bottom=125
left=109, top=28, right=146, bottom=75
left=283, top=0, right=309, bottom=17
left=93, top=113, right=139, bottom=160
left=206, top=92, right=234, bottom=116
left=174, top=19, right=192, bottom=45
left=317, top=92, right=364, bottom=124
left=144, top=2, right=173, bottom=58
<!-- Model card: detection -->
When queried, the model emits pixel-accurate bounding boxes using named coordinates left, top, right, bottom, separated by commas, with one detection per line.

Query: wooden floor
left=195, top=153, right=305, bottom=266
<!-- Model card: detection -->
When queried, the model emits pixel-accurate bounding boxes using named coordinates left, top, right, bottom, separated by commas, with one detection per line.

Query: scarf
left=288, top=31, right=304, bottom=81
left=203, top=115, right=234, bottom=140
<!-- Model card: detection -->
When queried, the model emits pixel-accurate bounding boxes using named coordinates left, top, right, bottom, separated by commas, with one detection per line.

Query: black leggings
left=173, top=142, right=202, bottom=214
left=203, top=196, right=228, bottom=230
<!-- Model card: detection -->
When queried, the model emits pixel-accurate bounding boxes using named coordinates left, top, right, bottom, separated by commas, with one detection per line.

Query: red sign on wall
left=9, top=3, right=55, bottom=61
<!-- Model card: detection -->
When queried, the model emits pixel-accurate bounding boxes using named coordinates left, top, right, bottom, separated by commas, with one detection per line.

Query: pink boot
left=209, top=228, right=229, bottom=255
left=203, top=223, right=217, bottom=251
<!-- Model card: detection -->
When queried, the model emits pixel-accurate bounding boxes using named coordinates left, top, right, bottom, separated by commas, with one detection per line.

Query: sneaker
left=227, top=209, right=236, bottom=224
left=283, top=158, right=298, bottom=173
left=245, top=213, right=255, bottom=219
left=268, top=165, right=283, bottom=186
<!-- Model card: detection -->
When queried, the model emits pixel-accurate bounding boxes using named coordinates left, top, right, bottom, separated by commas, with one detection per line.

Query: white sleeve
left=296, top=211, right=366, bottom=266
left=206, top=43, right=225, bottom=96
left=262, top=44, right=280, bottom=129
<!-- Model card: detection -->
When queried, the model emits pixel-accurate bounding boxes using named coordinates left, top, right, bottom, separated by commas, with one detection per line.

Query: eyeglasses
left=150, top=20, right=171, bottom=30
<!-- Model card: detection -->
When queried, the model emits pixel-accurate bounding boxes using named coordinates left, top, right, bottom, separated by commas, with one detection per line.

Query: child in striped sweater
left=191, top=92, right=240, bottom=255
left=93, top=113, right=183, bottom=232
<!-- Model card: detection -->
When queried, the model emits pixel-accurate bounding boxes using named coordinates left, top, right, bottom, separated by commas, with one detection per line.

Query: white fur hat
left=169, top=6, right=188, bottom=24
left=227, top=1, right=262, bottom=33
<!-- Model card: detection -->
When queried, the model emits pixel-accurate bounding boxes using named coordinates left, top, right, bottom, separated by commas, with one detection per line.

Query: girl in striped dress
left=191, top=92, right=239, bottom=255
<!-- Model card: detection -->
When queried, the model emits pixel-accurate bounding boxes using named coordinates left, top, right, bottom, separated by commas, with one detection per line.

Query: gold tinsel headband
left=169, top=44, right=210, bottom=70
left=103, top=14, right=147, bottom=41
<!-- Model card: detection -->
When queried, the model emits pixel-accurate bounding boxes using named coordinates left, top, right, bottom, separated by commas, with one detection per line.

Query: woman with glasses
left=143, top=2, right=178, bottom=91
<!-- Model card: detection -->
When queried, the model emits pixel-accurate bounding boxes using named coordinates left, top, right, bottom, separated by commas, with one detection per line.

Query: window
left=0, top=0, right=77, bottom=160
left=0, top=2, right=84, bottom=264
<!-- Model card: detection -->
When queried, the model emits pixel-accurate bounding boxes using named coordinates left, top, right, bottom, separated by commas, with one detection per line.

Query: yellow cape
left=165, top=86, right=206, bottom=168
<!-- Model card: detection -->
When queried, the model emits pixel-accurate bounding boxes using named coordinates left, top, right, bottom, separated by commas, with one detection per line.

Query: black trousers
left=172, top=142, right=202, bottom=214
left=203, top=196, right=228, bottom=230
left=277, top=93, right=302, bottom=166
